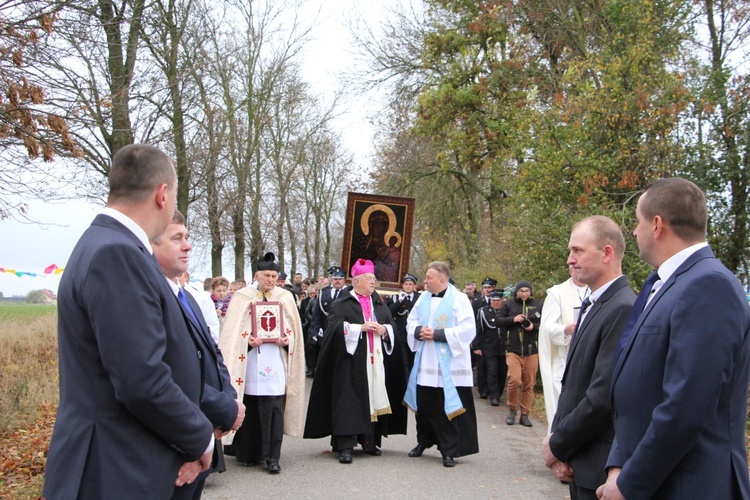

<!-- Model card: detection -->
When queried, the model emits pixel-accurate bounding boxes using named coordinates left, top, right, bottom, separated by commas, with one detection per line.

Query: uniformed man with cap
left=472, top=277, right=498, bottom=313
left=277, top=272, right=288, bottom=288
left=472, top=277, right=498, bottom=399
left=388, top=273, right=421, bottom=372
left=472, top=290, right=508, bottom=406
left=307, top=265, right=346, bottom=377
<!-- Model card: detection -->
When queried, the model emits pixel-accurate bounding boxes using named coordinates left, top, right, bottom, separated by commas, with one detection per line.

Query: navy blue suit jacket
left=608, top=246, right=750, bottom=498
left=180, top=290, right=237, bottom=430
left=173, top=289, right=237, bottom=499
left=43, top=214, right=214, bottom=499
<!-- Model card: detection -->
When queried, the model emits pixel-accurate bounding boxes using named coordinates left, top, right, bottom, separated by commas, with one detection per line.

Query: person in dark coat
left=43, top=145, right=214, bottom=499
left=306, top=266, right=346, bottom=377
left=472, top=277, right=498, bottom=399
left=498, top=280, right=543, bottom=427
left=303, top=259, right=408, bottom=464
left=153, top=210, right=244, bottom=498
left=387, top=273, right=421, bottom=373
left=472, top=290, right=508, bottom=407
left=542, top=216, right=635, bottom=499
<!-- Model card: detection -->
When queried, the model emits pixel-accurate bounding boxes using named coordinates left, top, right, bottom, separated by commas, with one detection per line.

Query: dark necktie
left=333, top=289, right=339, bottom=301
left=573, top=297, right=592, bottom=335
left=177, top=288, right=199, bottom=325
left=615, top=270, right=660, bottom=361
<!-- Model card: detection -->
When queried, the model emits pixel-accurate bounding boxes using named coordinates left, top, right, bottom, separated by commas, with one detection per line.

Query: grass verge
left=0, top=303, right=56, bottom=322
left=0, top=313, right=58, bottom=498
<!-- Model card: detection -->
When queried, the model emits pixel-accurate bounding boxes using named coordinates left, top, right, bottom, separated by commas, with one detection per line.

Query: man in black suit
left=542, top=215, right=635, bottom=499
left=307, top=265, right=346, bottom=376
left=473, top=290, right=508, bottom=407
left=471, top=277, right=497, bottom=313
left=44, top=144, right=215, bottom=499
left=152, top=210, right=245, bottom=499
left=388, top=273, right=421, bottom=372
left=472, top=277, right=497, bottom=399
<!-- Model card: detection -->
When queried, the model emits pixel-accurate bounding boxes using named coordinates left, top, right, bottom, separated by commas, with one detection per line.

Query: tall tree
left=694, top=0, right=750, bottom=280
left=141, top=0, right=195, bottom=215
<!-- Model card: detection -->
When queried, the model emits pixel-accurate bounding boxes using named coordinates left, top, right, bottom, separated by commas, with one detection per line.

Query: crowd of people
left=43, top=143, right=750, bottom=499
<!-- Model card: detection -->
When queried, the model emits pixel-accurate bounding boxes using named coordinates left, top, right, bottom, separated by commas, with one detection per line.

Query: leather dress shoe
left=442, top=455, right=456, bottom=468
left=490, top=398, right=500, bottom=406
left=363, top=447, right=381, bottom=456
left=339, top=448, right=353, bottom=464
left=479, top=393, right=488, bottom=399
left=519, top=414, right=532, bottom=427
left=505, top=410, right=516, bottom=425
left=408, top=443, right=429, bottom=457
left=266, top=459, right=280, bottom=474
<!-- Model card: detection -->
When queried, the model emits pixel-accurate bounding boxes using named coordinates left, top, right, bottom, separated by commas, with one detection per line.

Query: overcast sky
left=0, top=0, right=396, bottom=297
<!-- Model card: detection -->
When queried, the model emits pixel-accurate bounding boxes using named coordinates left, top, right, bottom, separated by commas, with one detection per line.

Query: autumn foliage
left=0, top=8, right=82, bottom=161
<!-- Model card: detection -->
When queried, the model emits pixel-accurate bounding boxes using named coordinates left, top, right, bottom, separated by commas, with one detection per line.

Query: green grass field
left=0, top=302, right=57, bottom=322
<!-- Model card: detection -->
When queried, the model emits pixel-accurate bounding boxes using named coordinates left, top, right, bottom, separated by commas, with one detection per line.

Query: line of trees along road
left=1, top=0, right=359, bottom=280
left=360, top=0, right=750, bottom=292
left=1, top=1, right=748, bottom=292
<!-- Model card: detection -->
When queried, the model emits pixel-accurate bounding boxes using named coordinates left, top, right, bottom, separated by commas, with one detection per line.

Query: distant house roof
left=41, top=289, right=57, bottom=300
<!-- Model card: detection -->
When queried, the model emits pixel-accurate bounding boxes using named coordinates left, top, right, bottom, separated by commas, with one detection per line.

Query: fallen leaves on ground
left=0, top=404, right=56, bottom=498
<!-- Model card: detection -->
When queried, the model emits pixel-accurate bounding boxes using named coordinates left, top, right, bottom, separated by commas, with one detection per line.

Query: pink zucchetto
left=351, top=258, right=375, bottom=277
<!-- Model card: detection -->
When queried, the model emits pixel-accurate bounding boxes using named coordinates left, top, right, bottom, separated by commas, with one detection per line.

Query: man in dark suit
left=43, top=144, right=215, bottom=499
left=542, top=216, right=635, bottom=499
left=152, top=210, right=245, bottom=499
left=473, top=290, right=508, bottom=407
left=598, top=178, right=750, bottom=499
left=307, top=265, right=346, bottom=376
left=472, top=277, right=498, bottom=399
left=388, top=273, right=421, bottom=372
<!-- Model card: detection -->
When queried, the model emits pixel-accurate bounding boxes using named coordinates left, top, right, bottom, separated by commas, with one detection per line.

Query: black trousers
left=331, top=422, right=381, bottom=452
left=414, top=385, right=479, bottom=458
left=484, top=353, right=507, bottom=400
left=569, top=481, right=598, bottom=500
left=476, top=354, right=488, bottom=395
left=235, top=394, right=284, bottom=463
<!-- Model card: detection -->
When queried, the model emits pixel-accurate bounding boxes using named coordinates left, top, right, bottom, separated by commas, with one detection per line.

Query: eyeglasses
left=356, top=276, right=377, bottom=283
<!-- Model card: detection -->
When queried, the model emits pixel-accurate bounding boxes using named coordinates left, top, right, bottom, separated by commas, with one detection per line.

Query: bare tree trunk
left=97, top=0, right=143, bottom=157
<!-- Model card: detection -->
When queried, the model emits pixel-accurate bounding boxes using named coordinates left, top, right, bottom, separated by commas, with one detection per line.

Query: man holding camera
left=498, top=280, right=543, bottom=427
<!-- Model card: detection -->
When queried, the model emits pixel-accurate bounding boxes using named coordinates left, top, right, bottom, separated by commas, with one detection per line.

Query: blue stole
left=403, top=284, right=466, bottom=420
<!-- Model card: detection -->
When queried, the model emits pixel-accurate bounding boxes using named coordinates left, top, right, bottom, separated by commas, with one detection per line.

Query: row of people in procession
left=45, top=144, right=749, bottom=500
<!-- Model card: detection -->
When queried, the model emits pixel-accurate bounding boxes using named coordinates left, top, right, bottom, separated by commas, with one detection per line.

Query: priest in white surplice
left=539, top=265, right=589, bottom=432
left=219, top=252, right=306, bottom=474
left=404, top=261, right=478, bottom=468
